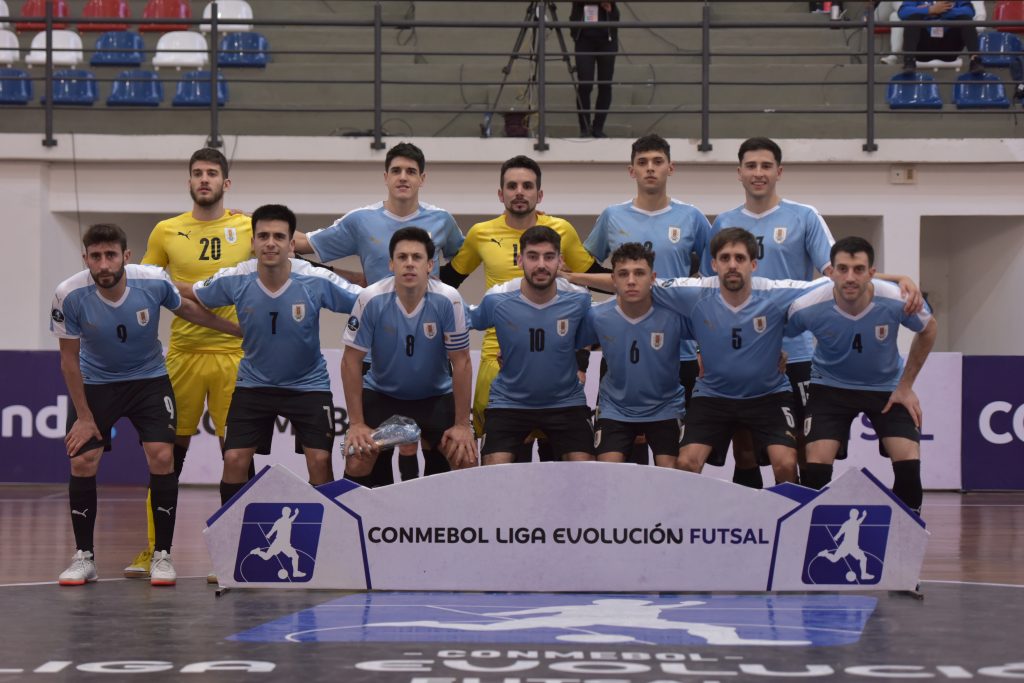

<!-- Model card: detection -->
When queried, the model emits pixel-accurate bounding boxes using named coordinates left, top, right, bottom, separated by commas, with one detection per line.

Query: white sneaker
left=881, top=55, right=898, bottom=65
left=59, top=550, right=98, bottom=586
left=123, top=548, right=152, bottom=579
left=149, top=550, right=177, bottom=586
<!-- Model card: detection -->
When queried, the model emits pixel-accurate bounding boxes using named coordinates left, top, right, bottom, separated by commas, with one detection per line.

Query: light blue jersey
left=578, top=299, right=687, bottom=421
left=194, top=259, right=361, bottom=391
left=342, top=278, right=469, bottom=400
left=307, top=201, right=464, bottom=283
left=468, top=279, right=591, bottom=409
left=705, top=199, right=834, bottom=362
left=652, top=276, right=828, bottom=399
left=786, top=280, right=933, bottom=392
left=585, top=198, right=711, bottom=361
left=50, top=264, right=180, bottom=384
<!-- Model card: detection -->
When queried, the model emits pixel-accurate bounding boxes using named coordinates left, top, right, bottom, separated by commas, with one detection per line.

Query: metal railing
left=12, top=1, right=1022, bottom=151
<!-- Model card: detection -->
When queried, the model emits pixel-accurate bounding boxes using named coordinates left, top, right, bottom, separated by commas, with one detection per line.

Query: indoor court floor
left=1, top=484, right=1022, bottom=681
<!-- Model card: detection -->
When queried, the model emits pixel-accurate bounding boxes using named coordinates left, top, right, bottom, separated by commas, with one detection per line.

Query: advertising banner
left=961, top=356, right=1024, bottom=490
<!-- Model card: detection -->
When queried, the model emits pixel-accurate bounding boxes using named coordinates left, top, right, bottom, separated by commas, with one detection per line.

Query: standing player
left=129, top=148, right=253, bottom=580
left=341, top=227, right=477, bottom=481
left=786, top=236, right=936, bottom=513
left=192, top=205, right=363, bottom=503
left=578, top=243, right=687, bottom=468
left=441, top=156, right=603, bottom=456
left=51, top=224, right=241, bottom=586
left=294, top=141, right=464, bottom=484
left=468, top=226, right=595, bottom=465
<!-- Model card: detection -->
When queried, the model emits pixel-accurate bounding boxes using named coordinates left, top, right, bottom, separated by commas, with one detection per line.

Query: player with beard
left=127, top=148, right=254, bottom=581
left=50, top=223, right=241, bottom=586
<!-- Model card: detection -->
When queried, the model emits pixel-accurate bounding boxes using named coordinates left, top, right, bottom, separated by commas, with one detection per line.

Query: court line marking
left=920, top=579, right=1024, bottom=589
left=0, top=575, right=211, bottom=588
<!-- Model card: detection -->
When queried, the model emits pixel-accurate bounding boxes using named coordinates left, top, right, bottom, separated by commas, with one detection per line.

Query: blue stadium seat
left=979, top=31, right=1023, bottom=68
left=107, top=68, right=162, bottom=105
left=0, top=66, right=32, bottom=104
left=953, top=72, right=1011, bottom=109
left=218, top=31, right=267, bottom=68
left=90, top=30, right=143, bottom=67
left=42, top=68, right=98, bottom=105
left=886, top=72, right=943, bottom=109
left=171, top=69, right=227, bottom=106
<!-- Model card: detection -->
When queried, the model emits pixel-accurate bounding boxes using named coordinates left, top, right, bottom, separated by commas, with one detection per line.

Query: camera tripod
left=480, top=1, right=579, bottom=139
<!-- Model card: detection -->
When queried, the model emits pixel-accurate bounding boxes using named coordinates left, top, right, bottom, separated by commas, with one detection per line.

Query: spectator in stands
left=571, top=2, right=618, bottom=138
left=897, top=1, right=983, bottom=72
left=877, top=2, right=985, bottom=65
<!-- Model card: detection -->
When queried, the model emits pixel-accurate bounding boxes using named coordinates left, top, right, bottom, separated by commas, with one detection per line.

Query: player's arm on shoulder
left=57, top=338, right=101, bottom=457
left=442, top=347, right=478, bottom=469
left=174, top=297, right=242, bottom=337
left=292, top=230, right=314, bottom=255
left=873, top=272, right=923, bottom=314
left=560, top=269, right=613, bottom=292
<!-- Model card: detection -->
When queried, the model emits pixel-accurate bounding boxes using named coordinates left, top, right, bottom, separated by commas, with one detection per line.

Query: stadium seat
left=993, top=1, right=1024, bottom=34
left=887, top=72, right=944, bottom=109
left=979, top=31, right=1023, bottom=68
left=0, top=0, right=10, bottom=30
left=107, top=68, right=162, bottom=105
left=139, top=0, right=191, bottom=33
left=15, top=0, right=68, bottom=31
left=200, top=0, right=252, bottom=33
left=0, top=28, right=18, bottom=65
left=78, top=0, right=129, bottom=32
left=171, top=68, right=226, bottom=105
left=953, top=71, right=1012, bottom=108
left=218, top=31, right=266, bottom=67
left=0, top=65, right=31, bottom=102
left=152, top=30, right=207, bottom=69
left=41, top=67, right=97, bottom=104
left=24, top=29, right=82, bottom=66
left=90, top=30, right=143, bottom=66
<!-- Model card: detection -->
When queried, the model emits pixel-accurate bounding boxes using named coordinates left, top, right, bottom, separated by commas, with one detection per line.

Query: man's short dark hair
left=710, top=227, right=759, bottom=260
left=738, top=137, right=782, bottom=165
left=385, top=142, right=425, bottom=174
left=831, top=236, right=875, bottom=267
left=390, top=226, right=435, bottom=260
left=252, top=204, right=297, bottom=237
left=631, top=133, right=671, bottom=163
left=83, top=223, right=128, bottom=251
left=519, top=225, right=560, bottom=253
left=189, top=148, right=229, bottom=178
left=500, top=155, right=542, bottom=188
left=610, top=242, right=655, bottom=270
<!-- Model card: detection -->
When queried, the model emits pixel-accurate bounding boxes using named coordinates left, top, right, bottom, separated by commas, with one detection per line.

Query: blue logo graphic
left=233, top=503, right=324, bottom=583
left=230, top=592, right=878, bottom=647
left=802, top=505, right=891, bottom=585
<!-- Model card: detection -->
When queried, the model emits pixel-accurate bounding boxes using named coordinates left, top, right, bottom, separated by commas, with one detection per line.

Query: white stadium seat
left=152, top=30, right=208, bottom=69
left=200, top=0, right=253, bottom=33
left=25, top=30, right=83, bottom=67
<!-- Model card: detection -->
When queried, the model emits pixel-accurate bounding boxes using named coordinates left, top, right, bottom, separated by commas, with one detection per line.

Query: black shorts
left=482, top=406, right=594, bottom=459
left=786, top=361, right=812, bottom=420
left=67, top=376, right=176, bottom=455
left=683, top=393, right=799, bottom=466
left=595, top=417, right=682, bottom=458
left=224, top=387, right=335, bottom=453
left=362, top=389, right=455, bottom=451
left=679, top=359, right=700, bottom=407
left=805, top=384, right=921, bottom=458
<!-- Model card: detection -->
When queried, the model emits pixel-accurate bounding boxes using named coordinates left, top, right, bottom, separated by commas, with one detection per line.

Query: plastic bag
left=341, top=415, right=421, bottom=456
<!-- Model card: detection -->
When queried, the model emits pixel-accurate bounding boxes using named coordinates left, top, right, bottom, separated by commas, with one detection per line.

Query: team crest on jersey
left=224, top=227, right=238, bottom=244
left=136, top=309, right=150, bottom=326
left=556, top=319, right=570, bottom=336
left=50, top=308, right=64, bottom=323
left=423, top=322, right=438, bottom=339
left=651, top=332, right=665, bottom=350
left=346, top=316, right=359, bottom=332
left=668, top=226, right=681, bottom=244
left=292, top=303, right=306, bottom=322
left=875, top=324, right=889, bottom=341
left=773, top=227, right=787, bottom=243
left=753, top=315, right=768, bottom=333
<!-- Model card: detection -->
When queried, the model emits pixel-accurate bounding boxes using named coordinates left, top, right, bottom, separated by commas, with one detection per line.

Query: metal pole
left=371, top=2, right=385, bottom=150
left=698, top=2, right=712, bottom=152
left=207, top=1, right=223, bottom=148
left=42, top=0, right=56, bottom=147
left=534, top=3, right=549, bottom=151
left=863, top=7, right=878, bottom=152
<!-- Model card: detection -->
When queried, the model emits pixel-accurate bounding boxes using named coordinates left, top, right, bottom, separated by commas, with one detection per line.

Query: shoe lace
left=151, top=552, right=173, bottom=573
left=69, top=551, right=92, bottom=571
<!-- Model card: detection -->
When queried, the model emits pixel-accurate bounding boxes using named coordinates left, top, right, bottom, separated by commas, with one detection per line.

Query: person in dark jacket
left=898, top=1, right=981, bottom=72
left=571, top=2, right=619, bottom=138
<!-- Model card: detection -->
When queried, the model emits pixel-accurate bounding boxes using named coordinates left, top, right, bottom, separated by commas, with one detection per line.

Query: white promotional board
left=205, top=463, right=927, bottom=592
left=182, top=352, right=962, bottom=490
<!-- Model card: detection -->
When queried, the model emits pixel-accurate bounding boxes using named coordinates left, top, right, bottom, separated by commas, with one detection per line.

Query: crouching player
left=52, top=223, right=241, bottom=586
left=786, top=236, right=936, bottom=513
left=192, top=205, right=362, bottom=504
